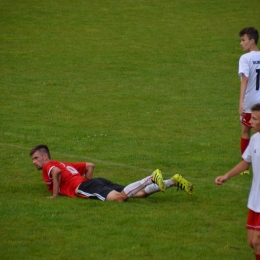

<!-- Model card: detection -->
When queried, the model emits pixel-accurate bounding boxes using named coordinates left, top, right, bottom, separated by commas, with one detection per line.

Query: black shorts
left=76, top=178, right=125, bottom=201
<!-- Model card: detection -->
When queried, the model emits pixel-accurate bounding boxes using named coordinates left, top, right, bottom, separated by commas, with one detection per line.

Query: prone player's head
left=30, top=144, right=51, bottom=170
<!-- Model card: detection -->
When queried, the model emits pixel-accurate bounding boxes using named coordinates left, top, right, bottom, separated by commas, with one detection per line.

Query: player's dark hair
left=239, top=27, right=259, bottom=45
left=251, top=103, right=260, bottom=112
left=30, top=144, right=51, bottom=159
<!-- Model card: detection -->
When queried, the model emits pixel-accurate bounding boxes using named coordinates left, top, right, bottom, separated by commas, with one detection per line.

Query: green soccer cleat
left=173, top=174, right=194, bottom=195
left=152, top=169, right=166, bottom=192
left=240, top=170, right=250, bottom=175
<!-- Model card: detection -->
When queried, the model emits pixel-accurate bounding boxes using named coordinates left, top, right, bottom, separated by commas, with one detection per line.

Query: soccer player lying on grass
left=30, top=144, right=194, bottom=202
left=215, top=103, right=260, bottom=260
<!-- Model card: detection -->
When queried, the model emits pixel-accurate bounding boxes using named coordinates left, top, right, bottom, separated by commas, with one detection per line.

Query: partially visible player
left=215, top=103, right=260, bottom=260
left=238, top=27, right=260, bottom=174
left=30, top=144, right=194, bottom=201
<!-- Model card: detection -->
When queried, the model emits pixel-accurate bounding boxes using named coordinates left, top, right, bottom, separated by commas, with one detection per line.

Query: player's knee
left=248, top=238, right=254, bottom=248
left=106, top=191, right=128, bottom=202
left=251, top=236, right=260, bottom=250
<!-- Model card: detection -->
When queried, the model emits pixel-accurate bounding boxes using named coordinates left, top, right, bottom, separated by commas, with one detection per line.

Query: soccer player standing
left=238, top=27, right=260, bottom=174
left=216, top=103, right=260, bottom=260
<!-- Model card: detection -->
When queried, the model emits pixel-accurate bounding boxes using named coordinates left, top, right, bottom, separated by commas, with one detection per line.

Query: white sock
left=164, top=179, right=175, bottom=188
left=123, top=175, right=153, bottom=197
left=144, top=183, right=160, bottom=194
left=144, top=179, right=175, bottom=195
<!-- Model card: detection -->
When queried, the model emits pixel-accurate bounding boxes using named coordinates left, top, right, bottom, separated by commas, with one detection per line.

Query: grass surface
left=1, top=0, right=260, bottom=259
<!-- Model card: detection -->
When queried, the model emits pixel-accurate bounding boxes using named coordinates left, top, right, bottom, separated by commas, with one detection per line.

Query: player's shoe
left=172, top=174, right=194, bottom=195
left=240, top=170, right=250, bottom=175
left=152, top=169, right=166, bottom=192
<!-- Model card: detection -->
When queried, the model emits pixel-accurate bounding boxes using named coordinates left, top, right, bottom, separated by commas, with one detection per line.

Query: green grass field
left=1, top=0, right=260, bottom=259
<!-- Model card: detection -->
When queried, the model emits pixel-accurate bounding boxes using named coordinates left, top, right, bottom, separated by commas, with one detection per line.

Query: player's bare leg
left=106, top=169, right=165, bottom=202
left=248, top=230, right=260, bottom=258
left=106, top=190, right=128, bottom=202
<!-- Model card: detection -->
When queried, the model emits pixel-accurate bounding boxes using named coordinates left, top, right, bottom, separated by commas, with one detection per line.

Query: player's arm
left=85, top=162, right=95, bottom=179
left=239, top=73, right=248, bottom=115
left=48, top=167, right=61, bottom=198
left=215, top=160, right=251, bottom=186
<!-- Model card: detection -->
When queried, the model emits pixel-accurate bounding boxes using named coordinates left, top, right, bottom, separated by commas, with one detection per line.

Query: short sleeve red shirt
left=42, top=161, right=88, bottom=197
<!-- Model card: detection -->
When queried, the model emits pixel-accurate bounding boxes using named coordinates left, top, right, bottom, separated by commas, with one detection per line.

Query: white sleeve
left=238, top=55, right=249, bottom=79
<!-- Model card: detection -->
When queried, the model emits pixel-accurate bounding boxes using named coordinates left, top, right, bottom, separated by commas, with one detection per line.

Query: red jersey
left=42, top=161, right=88, bottom=197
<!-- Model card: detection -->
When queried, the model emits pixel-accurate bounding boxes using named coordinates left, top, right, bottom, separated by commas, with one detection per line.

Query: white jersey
left=242, top=132, right=260, bottom=212
left=238, top=51, right=260, bottom=112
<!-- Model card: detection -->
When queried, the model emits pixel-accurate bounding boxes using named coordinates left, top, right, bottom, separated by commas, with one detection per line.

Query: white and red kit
left=238, top=51, right=260, bottom=113
left=242, top=132, right=260, bottom=212
left=42, top=161, right=87, bottom=197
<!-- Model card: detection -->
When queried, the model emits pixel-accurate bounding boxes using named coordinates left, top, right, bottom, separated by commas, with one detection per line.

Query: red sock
left=255, top=254, right=260, bottom=260
left=241, top=138, right=250, bottom=155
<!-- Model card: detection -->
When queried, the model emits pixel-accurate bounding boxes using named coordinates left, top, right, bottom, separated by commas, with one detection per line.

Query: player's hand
left=215, top=176, right=227, bottom=186
left=239, top=104, right=244, bottom=115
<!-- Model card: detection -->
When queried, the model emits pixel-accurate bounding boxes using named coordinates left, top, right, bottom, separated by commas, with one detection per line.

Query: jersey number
left=257, top=69, right=260, bottom=90
left=66, top=166, right=79, bottom=175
